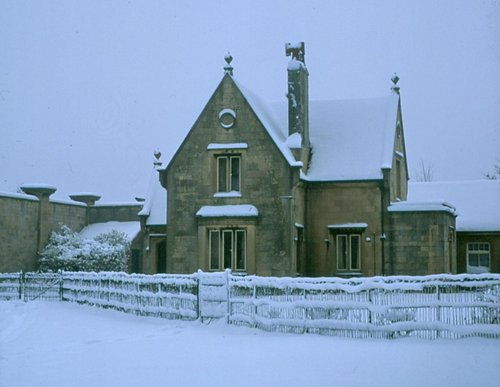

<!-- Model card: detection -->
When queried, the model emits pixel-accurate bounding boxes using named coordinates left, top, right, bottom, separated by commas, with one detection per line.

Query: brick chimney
left=286, top=42, right=310, bottom=170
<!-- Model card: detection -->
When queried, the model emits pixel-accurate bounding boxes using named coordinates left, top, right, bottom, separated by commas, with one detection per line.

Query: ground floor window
left=467, top=242, right=490, bottom=273
left=336, top=234, right=361, bottom=272
left=209, top=228, right=246, bottom=271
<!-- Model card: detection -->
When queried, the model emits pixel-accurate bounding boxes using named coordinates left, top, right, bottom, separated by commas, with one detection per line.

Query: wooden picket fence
left=1, top=271, right=499, bottom=339
left=227, top=274, right=500, bottom=339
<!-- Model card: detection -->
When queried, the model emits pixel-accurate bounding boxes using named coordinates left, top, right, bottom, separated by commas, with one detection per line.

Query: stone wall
left=89, top=203, right=143, bottom=223
left=388, top=210, right=456, bottom=275
left=0, top=193, right=40, bottom=272
left=305, top=182, right=384, bottom=277
left=50, top=200, right=87, bottom=231
left=0, top=192, right=143, bottom=273
left=0, top=194, right=89, bottom=272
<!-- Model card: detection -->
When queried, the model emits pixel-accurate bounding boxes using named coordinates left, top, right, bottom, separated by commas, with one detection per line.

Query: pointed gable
left=165, top=74, right=302, bottom=176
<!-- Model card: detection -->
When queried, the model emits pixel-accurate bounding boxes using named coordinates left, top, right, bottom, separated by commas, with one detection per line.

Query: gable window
left=336, top=234, right=361, bottom=272
left=467, top=243, right=490, bottom=274
left=209, top=228, right=246, bottom=271
left=217, top=155, right=240, bottom=193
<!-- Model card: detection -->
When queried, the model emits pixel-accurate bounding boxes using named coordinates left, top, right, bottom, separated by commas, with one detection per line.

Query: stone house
left=157, top=43, right=457, bottom=277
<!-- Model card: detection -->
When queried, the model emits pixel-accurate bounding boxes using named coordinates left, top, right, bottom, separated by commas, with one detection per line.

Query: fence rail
left=1, top=271, right=499, bottom=339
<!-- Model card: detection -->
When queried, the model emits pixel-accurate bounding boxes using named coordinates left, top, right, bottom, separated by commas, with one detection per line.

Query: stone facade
left=305, top=182, right=385, bottom=277
left=163, top=74, right=301, bottom=275
left=388, top=210, right=456, bottom=275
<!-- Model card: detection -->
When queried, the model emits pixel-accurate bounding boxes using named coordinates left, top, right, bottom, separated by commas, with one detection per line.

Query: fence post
left=196, top=270, right=201, bottom=320
left=225, top=269, right=231, bottom=325
left=18, top=270, right=23, bottom=300
left=436, top=284, right=441, bottom=339
left=253, top=281, right=257, bottom=328
left=58, top=270, right=63, bottom=301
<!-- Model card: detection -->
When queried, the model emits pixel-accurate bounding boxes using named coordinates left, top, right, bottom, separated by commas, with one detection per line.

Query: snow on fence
left=228, top=274, right=500, bottom=339
left=0, top=272, right=61, bottom=301
left=1, top=271, right=499, bottom=339
left=62, top=272, right=199, bottom=320
left=0, top=272, right=22, bottom=300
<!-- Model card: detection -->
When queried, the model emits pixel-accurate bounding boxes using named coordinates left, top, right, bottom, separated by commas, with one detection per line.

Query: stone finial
left=154, top=150, right=162, bottom=167
left=285, top=42, right=305, bottom=63
left=69, top=193, right=101, bottom=206
left=391, top=73, right=400, bottom=94
left=224, top=52, right=234, bottom=75
left=20, top=184, right=57, bottom=198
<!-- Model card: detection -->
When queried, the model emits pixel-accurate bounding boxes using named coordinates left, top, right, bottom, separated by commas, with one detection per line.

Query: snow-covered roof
left=233, top=79, right=303, bottom=169
left=234, top=77, right=400, bottom=181
left=79, top=221, right=141, bottom=241
left=388, top=201, right=457, bottom=215
left=407, top=180, right=500, bottom=232
left=305, top=96, right=399, bottom=181
left=138, top=167, right=167, bottom=226
left=196, top=205, right=258, bottom=218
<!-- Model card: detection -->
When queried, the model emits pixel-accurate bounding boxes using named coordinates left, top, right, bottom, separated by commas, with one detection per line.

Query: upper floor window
left=217, top=155, right=240, bottom=193
left=467, top=242, right=490, bottom=274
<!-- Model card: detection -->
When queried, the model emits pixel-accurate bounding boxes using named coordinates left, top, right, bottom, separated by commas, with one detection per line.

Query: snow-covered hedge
left=38, top=225, right=130, bottom=272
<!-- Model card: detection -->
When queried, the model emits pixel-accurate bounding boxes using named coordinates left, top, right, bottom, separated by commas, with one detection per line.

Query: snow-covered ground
left=1, top=301, right=499, bottom=387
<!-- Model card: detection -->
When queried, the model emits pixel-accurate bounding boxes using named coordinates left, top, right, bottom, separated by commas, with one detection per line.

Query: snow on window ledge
left=214, top=191, right=242, bottom=198
left=207, top=143, right=248, bottom=150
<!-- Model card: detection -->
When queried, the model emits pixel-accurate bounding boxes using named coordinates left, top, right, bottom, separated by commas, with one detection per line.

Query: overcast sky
left=1, top=0, right=498, bottom=202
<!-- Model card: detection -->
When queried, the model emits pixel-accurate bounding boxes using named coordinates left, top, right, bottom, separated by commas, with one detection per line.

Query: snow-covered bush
left=38, top=225, right=130, bottom=272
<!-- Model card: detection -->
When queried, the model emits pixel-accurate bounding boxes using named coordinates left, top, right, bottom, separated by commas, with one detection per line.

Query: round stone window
left=219, top=108, right=236, bottom=129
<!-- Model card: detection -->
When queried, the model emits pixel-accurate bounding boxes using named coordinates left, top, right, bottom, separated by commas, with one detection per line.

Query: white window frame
left=467, top=242, right=490, bottom=273
left=336, top=234, right=361, bottom=272
left=208, top=228, right=246, bottom=272
left=217, top=155, right=241, bottom=193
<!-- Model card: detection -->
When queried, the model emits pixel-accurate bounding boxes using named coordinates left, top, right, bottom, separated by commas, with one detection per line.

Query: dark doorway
left=157, top=241, right=167, bottom=273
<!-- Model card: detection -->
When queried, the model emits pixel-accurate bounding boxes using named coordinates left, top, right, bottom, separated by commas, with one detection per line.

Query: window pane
left=350, top=235, right=360, bottom=270
left=235, top=230, right=246, bottom=271
left=230, top=157, right=240, bottom=192
left=218, top=157, right=228, bottom=192
left=469, top=253, right=479, bottom=267
left=479, top=253, right=489, bottom=268
left=209, top=231, right=220, bottom=270
left=223, top=230, right=233, bottom=269
left=337, top=235, right=347, bottom=270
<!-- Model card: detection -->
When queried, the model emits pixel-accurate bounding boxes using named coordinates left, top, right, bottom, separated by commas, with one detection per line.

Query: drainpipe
left=380, top=169, right=391, bottom=276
